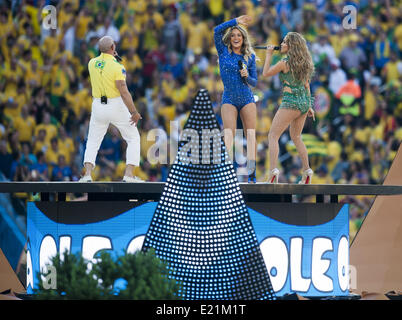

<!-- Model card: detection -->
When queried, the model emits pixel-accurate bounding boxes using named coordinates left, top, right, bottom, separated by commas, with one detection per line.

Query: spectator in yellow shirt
left=50, top=55, right=75, bottom=107
left=127, top=0, right=147, bottom=15
left=157, top=97, right=176, bottom=131
left=14, top=80, right=29, bottom=112
left=326, top=138, right=342, bottom=172
left=3, top=97, right=20, bottom=120
left=234, top=0, right=256, bottom=22
left=25, top=59, right=44, bottom=89
left=65, top=81, right=92, bottom=119
left=364, top=80, right=382, bottom=120
left=184, top=14, right=209, bottom=54
left=144, top=4, right=165, bottom=30
left=76, top=7, right=93, bottom=40
left=2, top=58, right=23, bottom=99
left=42, top=28, right=61, bottom=59
left=142, top=18, right=160, bottom=51
left=13, top=105, right=36, bottom=144
left=35, top=112, right=58, bottom=145
left=140, top=119, right=156, bottom=161
left=171, top=80, right=189, bottom=105
left=0, top=10, right=11, bottom=33
left=312, top=165, right=334, bottom=185
left=121, top=48, right=143, bottom=73
left=381, top=52, right=401, bottom=84
left=394, top=16, right=402, bottom=54
left=58, top=127, right=75, bottom=165
left=178, top=3, right=192, bottom=33
left=256, top=108, right=271, bottom=144
left=115, top=159, right=148, bottom=182
left=207, top=0, right=224, bottom=24
left=46, top=137, right=67, bottom=166
left=23, top=2, right=42, bottom=36
left=58, top=1, right=75, bottom=31
left=33, top=129, right=48, bottom=155
left=119, top=14, right=140, bottom=51
left=354, top=120, right=371, bottom=146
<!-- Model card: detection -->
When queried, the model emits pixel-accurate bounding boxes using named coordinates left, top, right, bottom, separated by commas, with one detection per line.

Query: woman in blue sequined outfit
left=262, top=32, right=315, bottom=184
left=214, top=15, right=258, bottom=182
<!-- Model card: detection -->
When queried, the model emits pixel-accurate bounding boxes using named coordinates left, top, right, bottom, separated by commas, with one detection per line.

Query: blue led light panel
left=142, top=89, right=276, bottom=300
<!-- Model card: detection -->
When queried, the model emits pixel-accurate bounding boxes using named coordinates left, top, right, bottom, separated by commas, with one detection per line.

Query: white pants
left=83, top=97, right=140, bottom=167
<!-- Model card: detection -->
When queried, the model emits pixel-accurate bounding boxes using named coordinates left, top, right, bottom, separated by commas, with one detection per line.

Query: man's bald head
left=98, top=36, right=115, bottom=53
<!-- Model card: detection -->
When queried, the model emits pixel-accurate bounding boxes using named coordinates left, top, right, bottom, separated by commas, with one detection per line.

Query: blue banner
left=27, top=202, right=349, bottom=297
left=249, top=204, right=349, bottom=296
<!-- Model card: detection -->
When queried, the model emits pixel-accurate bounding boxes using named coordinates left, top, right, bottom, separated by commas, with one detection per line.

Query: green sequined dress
left=278, top=57, right=314, bottom=114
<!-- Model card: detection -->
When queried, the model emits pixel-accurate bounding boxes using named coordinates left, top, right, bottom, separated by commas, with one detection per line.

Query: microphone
left=254, top=46, right=280, bottom=50
left=113, top=49, right=123, bottom=62
left=238, top=60, right=247, bottom=85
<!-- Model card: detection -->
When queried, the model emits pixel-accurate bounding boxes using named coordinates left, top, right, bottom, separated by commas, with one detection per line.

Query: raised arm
left=213, top=18, right=237, bottom=55
left=262, top=49, right=287, bottom=77
left=246, top=55, right=257, bottom=87
left=214, top=15, right=251, bottom=55
left=262, top=44, right=290, bottom=77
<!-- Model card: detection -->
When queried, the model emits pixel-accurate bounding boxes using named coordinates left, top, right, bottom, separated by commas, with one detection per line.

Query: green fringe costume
left=278, top=57, right=314, bottom=114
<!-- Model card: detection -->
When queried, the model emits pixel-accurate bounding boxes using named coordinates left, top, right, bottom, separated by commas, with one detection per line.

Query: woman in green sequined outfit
left=262, top=32, right=315, bottom=184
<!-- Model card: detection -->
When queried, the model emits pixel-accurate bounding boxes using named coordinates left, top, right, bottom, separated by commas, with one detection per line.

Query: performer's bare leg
left=268, top=108, right=301, bottom=170
left=239, top=102, right=257, bottom=176
left=289, top=112, right=310, bottom=170
left=221, top=104, right=238, bottom=161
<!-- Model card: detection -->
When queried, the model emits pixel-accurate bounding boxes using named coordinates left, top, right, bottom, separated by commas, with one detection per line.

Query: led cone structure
left=142, top=89, right=276, bottom=300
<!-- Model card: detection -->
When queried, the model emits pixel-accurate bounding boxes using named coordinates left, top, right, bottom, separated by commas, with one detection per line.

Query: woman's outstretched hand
left=236, top=15, right=252, bottom=26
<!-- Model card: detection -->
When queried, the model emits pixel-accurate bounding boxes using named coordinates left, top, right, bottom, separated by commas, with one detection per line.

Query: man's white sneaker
left=122, top=176, right=143, bottom=182
left=79, top=175, right=92, bottom=182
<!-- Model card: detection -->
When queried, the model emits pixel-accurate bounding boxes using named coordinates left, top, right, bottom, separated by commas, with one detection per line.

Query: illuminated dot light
left=142, top=89, right=276, bottom=300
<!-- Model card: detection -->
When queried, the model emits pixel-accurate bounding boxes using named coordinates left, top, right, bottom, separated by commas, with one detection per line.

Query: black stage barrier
left=1, top=181, right=402, bottom=203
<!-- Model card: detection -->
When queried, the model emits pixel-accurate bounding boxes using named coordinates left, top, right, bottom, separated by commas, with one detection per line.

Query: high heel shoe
left=267, top=168, right=279, bottom=184
left=248, top=172, right=256, bottom=183
left=299, top=168, right=313, bottom=184
left=247, top=160, right=257, bottom=183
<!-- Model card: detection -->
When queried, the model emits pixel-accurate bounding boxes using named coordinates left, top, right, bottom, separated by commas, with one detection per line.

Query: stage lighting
left=142, top=89, right=276, bottom=300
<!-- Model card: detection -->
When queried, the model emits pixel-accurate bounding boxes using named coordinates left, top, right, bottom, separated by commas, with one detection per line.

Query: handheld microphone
left=238, top=60, right=247, bottom=85
left=254, top=45, right=280, bottom=50
left=113, top=49, right=123, bottom=62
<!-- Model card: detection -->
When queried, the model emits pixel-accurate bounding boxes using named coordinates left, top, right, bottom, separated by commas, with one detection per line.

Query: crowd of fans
left=0, top=0, right=401, bottom=240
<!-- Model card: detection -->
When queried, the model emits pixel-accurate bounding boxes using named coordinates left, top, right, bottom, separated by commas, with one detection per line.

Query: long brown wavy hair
left=222, top=25, right=258, bottom=63
left=284, top=32, right=315, bottom=84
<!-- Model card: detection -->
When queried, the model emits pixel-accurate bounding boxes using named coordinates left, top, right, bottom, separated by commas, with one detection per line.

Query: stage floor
left=0, top=182, right=402, bottom=203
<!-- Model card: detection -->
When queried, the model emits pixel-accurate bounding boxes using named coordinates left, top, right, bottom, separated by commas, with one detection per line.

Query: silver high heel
left=267, top=168, right=280, bottom=184
left=299, top=168, right=313, bottom=184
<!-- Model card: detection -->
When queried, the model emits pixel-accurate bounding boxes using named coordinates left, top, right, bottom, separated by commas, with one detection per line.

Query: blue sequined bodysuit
left=214, top=19, right=257, bottom=110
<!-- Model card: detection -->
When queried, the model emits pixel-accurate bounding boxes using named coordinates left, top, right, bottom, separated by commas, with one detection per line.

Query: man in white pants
left=80, top=36, right=142, bottom=182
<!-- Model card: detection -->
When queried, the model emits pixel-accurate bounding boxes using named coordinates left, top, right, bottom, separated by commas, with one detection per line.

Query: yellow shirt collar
left=100, top=53, right=116, bottom=60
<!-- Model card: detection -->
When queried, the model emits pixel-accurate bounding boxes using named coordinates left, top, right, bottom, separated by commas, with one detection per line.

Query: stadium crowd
left=0, top=0, right=401, bottom=240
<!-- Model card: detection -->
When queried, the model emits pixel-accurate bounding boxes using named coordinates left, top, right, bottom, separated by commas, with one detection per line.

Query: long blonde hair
left=285, top=32, right=315, bottom=84
left=222, top=25, right=257, bottom=63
